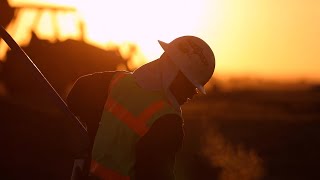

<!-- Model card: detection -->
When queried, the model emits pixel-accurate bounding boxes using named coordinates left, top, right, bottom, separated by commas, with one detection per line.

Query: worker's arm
left=135, top=114, right=184, bottom=180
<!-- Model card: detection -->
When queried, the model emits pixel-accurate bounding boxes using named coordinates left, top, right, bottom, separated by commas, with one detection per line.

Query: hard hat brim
left=197, top=85, right=206, bottom=95
left=158, top=40, right=168, bottom=51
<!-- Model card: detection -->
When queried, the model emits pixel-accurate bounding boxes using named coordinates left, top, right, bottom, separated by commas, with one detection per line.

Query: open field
left=177, top=86, right=320, bottom=180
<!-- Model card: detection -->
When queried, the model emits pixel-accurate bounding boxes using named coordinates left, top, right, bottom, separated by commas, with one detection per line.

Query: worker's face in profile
left=169, top=71, right=198, bottom=105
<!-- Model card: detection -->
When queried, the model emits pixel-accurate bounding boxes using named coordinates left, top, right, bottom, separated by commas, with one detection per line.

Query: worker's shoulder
left=74, top=70, right=129, bottom=86
left=68, top=71, right=117, bottom=100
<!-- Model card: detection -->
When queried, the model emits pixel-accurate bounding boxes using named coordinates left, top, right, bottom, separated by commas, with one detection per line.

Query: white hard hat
left=158, top=36, right=215, bottom=94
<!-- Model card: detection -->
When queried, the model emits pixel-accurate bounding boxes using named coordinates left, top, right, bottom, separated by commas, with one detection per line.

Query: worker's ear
left=171, top=71, right=195, bottom=91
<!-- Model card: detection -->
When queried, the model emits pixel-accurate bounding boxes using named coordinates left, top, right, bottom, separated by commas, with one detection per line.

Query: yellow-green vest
left=90, top=72, right=181, bottom=180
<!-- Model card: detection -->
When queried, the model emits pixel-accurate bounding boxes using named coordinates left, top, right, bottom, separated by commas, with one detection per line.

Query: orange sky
left=3, top=0, right=320, bottom=82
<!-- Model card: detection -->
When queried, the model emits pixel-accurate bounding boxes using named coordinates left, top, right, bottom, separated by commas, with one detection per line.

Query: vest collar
left=132, top=58, right=181, bottom=113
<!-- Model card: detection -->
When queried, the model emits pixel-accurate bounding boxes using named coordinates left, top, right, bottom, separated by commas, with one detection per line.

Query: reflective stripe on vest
left=91, top=160, right=130, bottom=180
left=105, top=96, right=165, bottom=136
left=91, top=72, right=180, bottom=180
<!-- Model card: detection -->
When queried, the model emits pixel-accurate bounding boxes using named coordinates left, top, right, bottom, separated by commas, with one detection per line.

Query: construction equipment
left=0, top=25, right=89, bottom=179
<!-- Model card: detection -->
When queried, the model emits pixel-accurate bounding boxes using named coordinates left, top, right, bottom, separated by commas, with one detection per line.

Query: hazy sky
left=4, top=0, right=320, bottom=82
left=201, top=0, right=320, bottom=82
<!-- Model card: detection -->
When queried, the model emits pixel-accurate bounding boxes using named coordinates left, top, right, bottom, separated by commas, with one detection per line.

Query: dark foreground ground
left=177, top=85, right=320, bottom=180
left=1, top=81, right=319, bottom=180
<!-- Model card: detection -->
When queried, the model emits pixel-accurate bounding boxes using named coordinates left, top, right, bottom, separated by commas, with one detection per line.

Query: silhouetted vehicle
left=0, top=1, right=131, bottom=179
left=3, top=32, right=128, bottom=99
left=0, top=0, right=15, bottom=28
left=0, top=24, right=129, bottom=180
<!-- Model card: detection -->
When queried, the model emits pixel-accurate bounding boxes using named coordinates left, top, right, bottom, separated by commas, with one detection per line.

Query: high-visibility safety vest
left=90, top=72, right=181, bottom=180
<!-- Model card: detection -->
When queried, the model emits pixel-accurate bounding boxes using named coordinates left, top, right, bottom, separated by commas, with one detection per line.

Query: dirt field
left=176, top=85, right=320, bottom=180
left=1, top=80, right=319, bottom=179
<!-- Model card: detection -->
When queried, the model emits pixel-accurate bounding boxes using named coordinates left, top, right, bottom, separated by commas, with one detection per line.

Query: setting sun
left=2, top=1, right=320, bottom=179
left=3, top=0, right=320, bottom=82
left=75, top=0, right=207, bottom=62
left=5, top=0, right=208, bottom=68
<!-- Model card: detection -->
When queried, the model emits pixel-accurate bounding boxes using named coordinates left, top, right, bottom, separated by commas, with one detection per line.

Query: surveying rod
left=0, top=25, right=89, bottom=156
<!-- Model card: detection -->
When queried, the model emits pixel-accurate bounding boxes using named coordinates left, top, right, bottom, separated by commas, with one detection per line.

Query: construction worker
left=66, top=35, right=215, bottom=180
